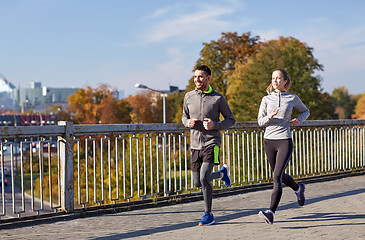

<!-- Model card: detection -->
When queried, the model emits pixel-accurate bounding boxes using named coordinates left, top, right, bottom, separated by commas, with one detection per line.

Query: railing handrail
left=0, top=125, right=65, bottom=139
left=1, top=119, right=365, bottom=139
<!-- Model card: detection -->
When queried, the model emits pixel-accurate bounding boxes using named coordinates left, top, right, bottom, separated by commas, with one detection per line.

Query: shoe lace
left=264, top=210, right=274, bottom=215
left=201, top=212, right=210, bottom=222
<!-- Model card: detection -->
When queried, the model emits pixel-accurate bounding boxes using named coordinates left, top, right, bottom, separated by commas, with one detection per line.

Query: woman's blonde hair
left=266, top=68, right=292, bottom=94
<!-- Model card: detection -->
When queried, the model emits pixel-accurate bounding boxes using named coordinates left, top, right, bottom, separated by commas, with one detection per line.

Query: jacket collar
left=195, top=85, right=213, bottom=94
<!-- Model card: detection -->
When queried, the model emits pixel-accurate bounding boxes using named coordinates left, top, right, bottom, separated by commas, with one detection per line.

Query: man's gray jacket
left=182, top=87, right=236, bottom=150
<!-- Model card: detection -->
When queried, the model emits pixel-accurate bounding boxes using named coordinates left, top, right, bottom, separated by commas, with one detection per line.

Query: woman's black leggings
left=264, top=138, right=299, bottom=212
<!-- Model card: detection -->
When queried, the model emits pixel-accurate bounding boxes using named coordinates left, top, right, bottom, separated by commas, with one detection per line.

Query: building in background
left=116, top=90, right=125, bottom=100
left=13, top=81, right=79, bottom=113
left=167, top=85, right=184, bottom=94
left=1, top=73, right=127, bottom=114
left=0, top=73, right=15, bottom=113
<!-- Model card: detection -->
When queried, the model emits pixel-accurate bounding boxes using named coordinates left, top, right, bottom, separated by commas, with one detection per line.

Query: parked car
left=0, top=145, right=20, bottom=155
left=43, top=141, right=57, bottom=153
left=0, top=175, right=8, bottom=187
left=0, top=145, right=8, bottom=155
left=1, top=167, right=11, bottom=177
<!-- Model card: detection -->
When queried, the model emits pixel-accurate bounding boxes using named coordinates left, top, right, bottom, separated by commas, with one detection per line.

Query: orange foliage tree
left=125, top=90, right=185, bottom=124
left=66, top=84, right=131, bottom=124
left=124, top=90, right=163, bottom=123
left=353, top=92, right=365, bottom=119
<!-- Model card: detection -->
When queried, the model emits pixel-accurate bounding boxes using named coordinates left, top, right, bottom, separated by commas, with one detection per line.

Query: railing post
left=58, top=121, right=74, bottom=212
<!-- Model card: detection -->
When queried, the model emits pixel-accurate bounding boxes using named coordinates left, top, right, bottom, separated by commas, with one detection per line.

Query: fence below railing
left=0, top=120, right=364, bottom=220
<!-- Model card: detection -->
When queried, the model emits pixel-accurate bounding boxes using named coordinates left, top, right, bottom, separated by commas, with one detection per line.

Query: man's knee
left=192, top=171, right=202, bottom=187
left=194, top=179, right=202, bottom=188
left=200, top=175, right=211, bottom=187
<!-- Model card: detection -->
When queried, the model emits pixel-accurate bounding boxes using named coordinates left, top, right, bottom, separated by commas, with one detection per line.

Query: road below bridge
left=1, top=174, right=365, bottom=239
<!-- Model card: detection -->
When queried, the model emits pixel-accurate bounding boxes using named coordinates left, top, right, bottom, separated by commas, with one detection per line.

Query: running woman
left=257, top=68, right=309, bottom=224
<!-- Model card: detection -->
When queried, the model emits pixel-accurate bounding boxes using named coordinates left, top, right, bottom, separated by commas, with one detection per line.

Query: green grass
left=14, top=173, right=40, bottom=197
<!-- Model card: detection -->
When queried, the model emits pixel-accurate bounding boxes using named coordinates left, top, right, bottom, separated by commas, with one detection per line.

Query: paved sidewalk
left=1, top=174, right=365, bottom=240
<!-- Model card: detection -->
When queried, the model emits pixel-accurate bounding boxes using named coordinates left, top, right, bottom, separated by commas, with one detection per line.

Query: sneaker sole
left=223, top=164, right=231, bottom=186
left=199, top=219, right=215, bottom=226
left=258, top=211, right=273, bottom=225
left=298, top=183, right=306, bottom=206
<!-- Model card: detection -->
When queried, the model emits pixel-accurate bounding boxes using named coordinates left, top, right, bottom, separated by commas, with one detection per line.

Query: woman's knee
left=273, top=174, right=283, bottom=184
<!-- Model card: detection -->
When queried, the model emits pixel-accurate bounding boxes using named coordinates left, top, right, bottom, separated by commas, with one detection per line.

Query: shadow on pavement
left=90, top=187, right=365, bottom=240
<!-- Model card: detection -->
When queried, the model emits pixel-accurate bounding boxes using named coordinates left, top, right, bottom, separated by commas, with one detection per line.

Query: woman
left=257, top=68, right=310, bottom=224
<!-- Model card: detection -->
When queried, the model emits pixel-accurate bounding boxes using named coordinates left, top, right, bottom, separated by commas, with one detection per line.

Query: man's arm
left=214, top=96, right=236, bottom=130
left=181, top=94, right=190, bottom=128
left=182, top=94, right=200, bottom=129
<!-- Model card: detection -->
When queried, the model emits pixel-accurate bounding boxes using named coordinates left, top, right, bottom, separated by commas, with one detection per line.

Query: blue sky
left=1, top=0, right=365, bottom=97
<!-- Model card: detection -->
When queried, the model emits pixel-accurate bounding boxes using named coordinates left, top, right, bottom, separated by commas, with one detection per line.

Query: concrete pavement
left=1, top=174, right=365, bottom=239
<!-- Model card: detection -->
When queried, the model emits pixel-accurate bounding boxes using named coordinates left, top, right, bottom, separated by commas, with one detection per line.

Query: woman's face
left=272, top=70, right=287, bottom=91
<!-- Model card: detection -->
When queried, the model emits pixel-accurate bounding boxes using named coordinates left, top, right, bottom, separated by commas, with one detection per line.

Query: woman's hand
left=270, top=109, right=279, bottom=118
left=290, top=118, right=300, bottom=126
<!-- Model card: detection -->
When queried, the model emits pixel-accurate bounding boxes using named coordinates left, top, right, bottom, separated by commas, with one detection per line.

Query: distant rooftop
left=0, top=73, right=15, bottom=92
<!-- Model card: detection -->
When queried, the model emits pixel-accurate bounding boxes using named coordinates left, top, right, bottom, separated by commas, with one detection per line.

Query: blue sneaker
left=199, top=211, right=215, bottom=226
left=219, top=164, right=231, bottom=187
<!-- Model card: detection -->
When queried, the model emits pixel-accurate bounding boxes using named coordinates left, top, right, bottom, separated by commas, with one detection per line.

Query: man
left=182, top=65, right=236, bottom=226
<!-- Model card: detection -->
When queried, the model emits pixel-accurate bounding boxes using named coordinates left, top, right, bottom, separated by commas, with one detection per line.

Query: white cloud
left=297, top=20, right=365, bottom=73
left=293, top=18, right=365, bottom=93
left=155, top=48, right=191, bottom=87
left=141, top=3, right=239, bottom=43
left=147, top=8, right=169, bottom=19
left=255, top=28, right=281, bottom=42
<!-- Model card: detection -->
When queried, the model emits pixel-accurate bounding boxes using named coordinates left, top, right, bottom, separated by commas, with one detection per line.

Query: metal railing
left=0, top=119, right=364, bottom=220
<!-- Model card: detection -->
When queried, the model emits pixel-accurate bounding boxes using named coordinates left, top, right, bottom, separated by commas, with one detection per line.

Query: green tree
left=331, top=87, right=357, bottom=119
left=166, top=91, right=185, bottom=123
left=226, top=36, right=333, bottom=121
left=186, top=32, right=260, bottom=96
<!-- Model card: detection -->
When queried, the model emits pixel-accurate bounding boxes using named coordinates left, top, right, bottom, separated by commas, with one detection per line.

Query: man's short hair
left=195, top=65, right=211, bottom=76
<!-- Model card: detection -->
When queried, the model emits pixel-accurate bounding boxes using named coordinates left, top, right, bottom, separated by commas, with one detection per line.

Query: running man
left=182, top=64, right=236, bottom=226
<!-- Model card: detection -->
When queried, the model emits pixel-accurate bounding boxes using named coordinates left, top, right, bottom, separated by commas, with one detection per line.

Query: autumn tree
left=167, top=91, right=185, bottom=123
left=125, top=90, right=185, bottom=124
left=353, top=92, right=365, bottom=119
left=124, top=91, right=162, bottom=123
left=226, top=36, right=334, bottom=121
left=67, top=84, right=131, bottom=124
left=331, top=87, right=357, bottom=119
left=43, top=104, right=71, bottom=121
left=186, top=32, right=260, bottom=96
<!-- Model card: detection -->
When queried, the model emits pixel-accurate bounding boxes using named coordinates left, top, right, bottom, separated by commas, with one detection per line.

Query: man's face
left=194, top=70, right=210, bottom=91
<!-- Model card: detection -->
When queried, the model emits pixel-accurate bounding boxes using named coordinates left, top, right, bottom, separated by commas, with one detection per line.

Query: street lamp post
left=135, top=83, right=167, bottom=195
left=135, top=83, right=166, bottom=123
